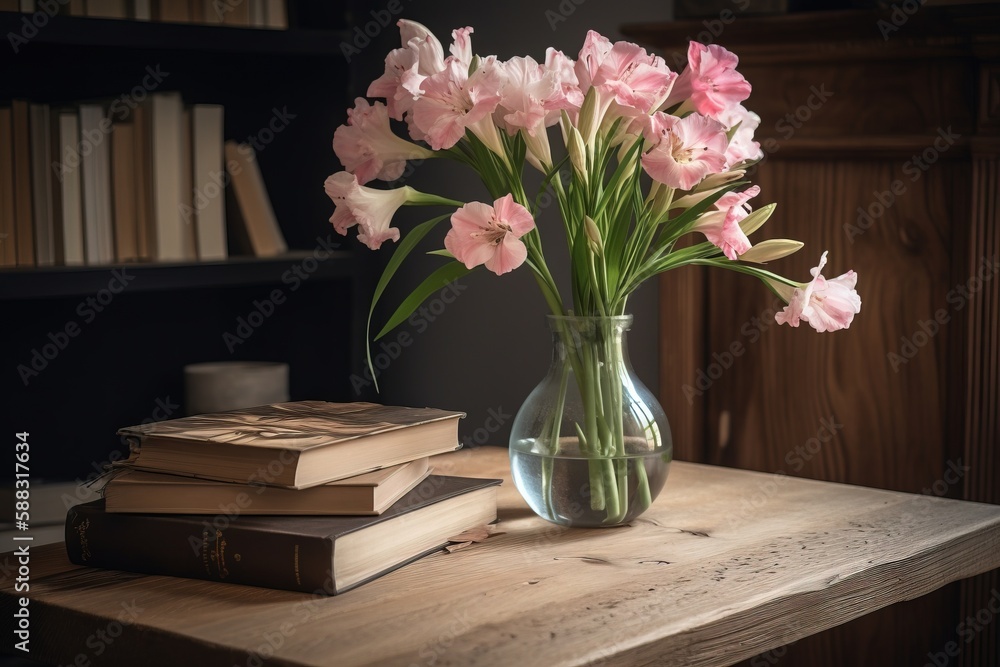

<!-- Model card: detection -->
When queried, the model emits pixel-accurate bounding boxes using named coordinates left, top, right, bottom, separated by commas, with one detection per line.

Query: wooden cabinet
left=625, top=6, right=999, bottom=666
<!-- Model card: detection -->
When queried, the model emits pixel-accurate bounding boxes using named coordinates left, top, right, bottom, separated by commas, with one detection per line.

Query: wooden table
left=4, top=447, right=1000, bottom=667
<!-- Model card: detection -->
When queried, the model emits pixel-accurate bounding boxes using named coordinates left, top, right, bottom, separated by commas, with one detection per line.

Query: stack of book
left=3, top=0, right=288, bottom=28
left=0, top=94, right=286, bottom=268
left=64, top=401, right=500, bottom=595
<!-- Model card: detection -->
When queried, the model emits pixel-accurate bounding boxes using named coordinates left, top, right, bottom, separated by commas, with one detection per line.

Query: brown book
left=29, top=104, right=56, bottom=265
left=0, top=106, right=15, bottom=267
left=66, top=475, right=500, bottom=594
left=0, top=0, right=20, bottom=11
left=105, top=458, right=431, bottom=515
left=118, top=401, right=465, bottom=489
left=220, top=0, right=248, bottom=26
left=86, top=0, right=127, bottom=18
left=11, top=100, right=34, bottom=267
left=132, top=102, right=154, bottom=260
left=156, top=0, right=190, bottom=22
left=224, top=141, right=286, bottom=257
left=111, top=121, right=139, bottom=262
left=264, top=0, right=285, bottom=29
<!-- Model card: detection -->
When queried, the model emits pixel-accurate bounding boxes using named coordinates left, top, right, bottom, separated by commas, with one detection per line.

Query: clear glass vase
left=509, top=315, right=672, bottom=527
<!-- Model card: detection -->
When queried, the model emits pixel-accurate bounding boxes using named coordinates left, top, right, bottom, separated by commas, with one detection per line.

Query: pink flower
left=717, top=103, right=763, bottom=165
left=775, top=252, right=862, bottom=332
left=445, top=194, right=535, bottom=275
left=692, top=185, right=759, bottom=260
left=641, top=112, right=729, bottom=190
left=665, top=42, right=751, bottom=118
left=412, top=56, right=504, bottom=151
left=576, top=31, right=677, bottom=117
left=367, top=20, right=448, bottom=121
left=544, top=48, right=585, bottom=112
left=323, top=171, right=410, bottom=250
left=333, top=98, right=433, bottom=184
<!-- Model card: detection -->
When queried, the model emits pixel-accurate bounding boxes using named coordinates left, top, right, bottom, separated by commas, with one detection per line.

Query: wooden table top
left=4, top=446, right=1000, bottom=667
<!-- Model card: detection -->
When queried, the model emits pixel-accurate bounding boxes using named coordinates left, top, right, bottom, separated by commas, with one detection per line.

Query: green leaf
left=365, top=214, right=451, bottom=392
left=374, top=262, right=471, bottom=341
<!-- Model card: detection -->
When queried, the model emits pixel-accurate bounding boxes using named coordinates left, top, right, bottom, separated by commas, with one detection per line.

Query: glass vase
left=509, top=315, right=672, bottom=527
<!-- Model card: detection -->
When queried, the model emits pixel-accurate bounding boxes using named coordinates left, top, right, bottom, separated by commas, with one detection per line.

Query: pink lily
left=445, top=194, right=535, bottom=275
left=324, top=171, right=411, bottom=250
left=641, top=112, right=729, bottom=190
left=333, top=98, right=434, bottom=184
left=717, top=103, right=763, bottom=166
left=412, top=56, right=504, bottom=152
left=775, top=251, right=862, bottom=332
left=576, top=31, right=677, bottom=119
left=691, top=185, right=759, bottom=260
left=664, top=42, right=751, bottom=119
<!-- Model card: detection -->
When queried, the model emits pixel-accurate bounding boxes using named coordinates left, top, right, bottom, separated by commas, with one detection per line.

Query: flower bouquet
left=324, top=20, right=861, bottom=526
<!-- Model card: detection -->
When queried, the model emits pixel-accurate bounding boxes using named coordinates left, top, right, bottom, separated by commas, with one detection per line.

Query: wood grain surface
left=2, top=447, right=999, bottom=667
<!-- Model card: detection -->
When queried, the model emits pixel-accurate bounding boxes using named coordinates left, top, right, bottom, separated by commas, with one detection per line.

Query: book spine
left=65, top=504, right=335, bottom=594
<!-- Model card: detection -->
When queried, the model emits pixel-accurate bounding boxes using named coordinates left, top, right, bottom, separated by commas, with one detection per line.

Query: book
left=86, top=0, right=127, bottom=18
left=191, top=104, right=227, bottom=260
left=11, top=100, right=34, bottom=267
left=66, top=475, right=500, bottom=594
left=111, top=120, right=139, bottom=262
left=265, top=0, right=286, bottom=29
left=79, top=104, right=115, bottom=264
left=0, top=106, right=15, bottom=267
left=180, top=107, right=198, bottom=259
left=220, top=0, right=249, bottom=26
left=52, top=110, right=85, bottom=266
left=156, top=0, right=190, bottom=22
left=118, top=401, right=464, bottom=489
left=105, top=458, right=431, bottom=515
left=132, top=0, right=151, bottom=20
left=132, top=102, right=154, bottom=259
left=149, top=92, right=185, bottom=261
left=29, top=103, right=55, bottom=265
left=224, top=141, right=286, bottom=257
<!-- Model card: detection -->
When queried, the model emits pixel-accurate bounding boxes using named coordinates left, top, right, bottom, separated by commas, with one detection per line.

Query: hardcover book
left=66, top=475, right=500, bottom=594
left=118, top=401, right=465, bottom=489
left=105, top=458, right=431, bottom=515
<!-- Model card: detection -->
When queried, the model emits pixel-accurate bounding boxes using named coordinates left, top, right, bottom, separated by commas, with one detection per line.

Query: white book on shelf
left=29, top=103, right=55, bottom=266
left=54, top=111, right=85, bottom=266
left=149, top=92, right=186, bottom=262
left=180, top=107, right=197, bottom=260
left=79, top=104, right=115, bottom=265
left=192, top=105, right=227, bottom=261
left=18, top=0, right=34, bottom=12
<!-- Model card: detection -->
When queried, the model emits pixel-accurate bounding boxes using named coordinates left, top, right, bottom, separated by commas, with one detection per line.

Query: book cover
left=224, top=141, right=286, bottom=257
left=150, top=92, right=185, bottom=261
left=111, top=120, right=139, bottom=262
left=118, top=401, right=465, bottom=489
left=191, top=104, right=227, bottom=260
left=105, top=458, right=431, bottom=515
left=66, top=475, right=500, bottom=594
left=0, top=106, right=15, bottom=267
left=52, top=110, right=85, bottom=266
left=29, top=103, right=55, bottom=266
left=11, top=100, right=34, bottom=267
left=79, top=104, right=115, bottom=265
left=132, top=102, right=154, bottom=260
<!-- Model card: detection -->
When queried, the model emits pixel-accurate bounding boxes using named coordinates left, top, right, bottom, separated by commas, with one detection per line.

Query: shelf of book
left=0, top=250, right=354, bottom=299
left=0, top=11, right=349, bottom=55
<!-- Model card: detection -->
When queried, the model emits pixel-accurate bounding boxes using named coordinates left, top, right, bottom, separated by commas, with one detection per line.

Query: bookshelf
left=1, top=3, right=368, bottom=481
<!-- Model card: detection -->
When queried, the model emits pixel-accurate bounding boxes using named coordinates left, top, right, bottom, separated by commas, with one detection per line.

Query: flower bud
left=738, top=239, right=804, bottom=264
left=567, top=125, right=588, bottom=181
left=584, top=215, right=603, bottom=254
left=739, top=202, right=776, bottom=236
